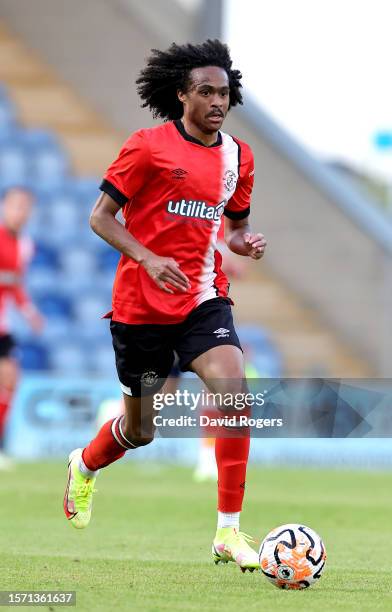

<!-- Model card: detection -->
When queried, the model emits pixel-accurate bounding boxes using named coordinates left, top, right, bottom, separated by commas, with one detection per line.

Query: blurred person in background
left=0, top=187, right=44, bottom=468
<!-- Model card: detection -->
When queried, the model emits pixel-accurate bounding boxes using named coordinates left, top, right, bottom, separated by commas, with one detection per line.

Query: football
left=259, top=523, right=326, bottom=589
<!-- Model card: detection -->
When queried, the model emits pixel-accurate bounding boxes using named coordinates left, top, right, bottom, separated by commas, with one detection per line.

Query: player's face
left=2, top=189, right=34, bottom=232
left=179, top=66, right=230, bottom=134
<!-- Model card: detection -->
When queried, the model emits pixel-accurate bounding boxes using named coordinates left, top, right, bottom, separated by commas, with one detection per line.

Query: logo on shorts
left=213, top=328, right=230, bottom=338
left=141, top=370, right=159, bottom=387
left=223, top=170, right=238, bottom=193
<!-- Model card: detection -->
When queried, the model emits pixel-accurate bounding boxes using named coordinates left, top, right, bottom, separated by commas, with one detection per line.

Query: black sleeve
left=223, top=206, right=250, bottom=220
left=99, top=179, right=128, bottom=207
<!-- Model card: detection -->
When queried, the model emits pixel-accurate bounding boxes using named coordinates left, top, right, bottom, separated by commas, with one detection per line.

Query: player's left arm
left=13, top=285, right=44, bottom=333
left=225, top=218, right=266, bottom=260
left=224, top=142, right=266, bottom=260
left=11, top=237, right=44, bottom=332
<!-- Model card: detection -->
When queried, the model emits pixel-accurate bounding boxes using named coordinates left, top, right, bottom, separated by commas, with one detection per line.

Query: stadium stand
left=0, top=17, right=374, bottom=376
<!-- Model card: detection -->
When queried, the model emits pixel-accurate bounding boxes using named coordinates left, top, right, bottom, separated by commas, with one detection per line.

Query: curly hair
left=136, top=39, right=243, bottom=120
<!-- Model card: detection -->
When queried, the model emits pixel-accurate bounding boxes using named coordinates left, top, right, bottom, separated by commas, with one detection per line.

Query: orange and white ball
left=259, top=523, right=326, bottom=589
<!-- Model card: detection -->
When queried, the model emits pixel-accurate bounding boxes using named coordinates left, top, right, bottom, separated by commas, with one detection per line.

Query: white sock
left=78, top=456, right=99, bottom=478
left=217, top=511, right=240, bottom=530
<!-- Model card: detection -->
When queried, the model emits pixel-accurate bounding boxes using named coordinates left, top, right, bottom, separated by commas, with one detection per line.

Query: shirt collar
left=173, top=119, right=222, bottom=148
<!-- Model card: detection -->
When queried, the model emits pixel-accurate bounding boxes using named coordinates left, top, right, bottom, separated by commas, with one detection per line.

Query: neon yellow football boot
left=63, top=448, right=97, bottom=529
left=212, top=527, right=259, bottom=572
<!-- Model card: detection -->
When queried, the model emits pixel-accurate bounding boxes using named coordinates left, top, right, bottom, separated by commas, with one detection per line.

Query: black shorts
left=0, top=334, right=16, bottom=359
left=110, top=297, right=242, bottom=397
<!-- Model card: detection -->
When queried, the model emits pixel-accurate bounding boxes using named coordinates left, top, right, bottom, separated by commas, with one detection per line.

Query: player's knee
left=207, top=366, right=247, bottom=395
left=205, top=361, right=244, bottom=381
left=0, top=358, right=18, bottom=391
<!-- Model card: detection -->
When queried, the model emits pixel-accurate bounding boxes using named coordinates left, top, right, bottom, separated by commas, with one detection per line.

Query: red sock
left=215, top=432, right=250, bottom=512
left=82, top=416, right=137, bottom=471
left=0, top=387, right=13, bottom=442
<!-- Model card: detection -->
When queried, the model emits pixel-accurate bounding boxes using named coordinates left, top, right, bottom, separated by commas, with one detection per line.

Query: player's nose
left=210, top=94, right=224, bottom=109
left=208, top=102, right=224, bottom=117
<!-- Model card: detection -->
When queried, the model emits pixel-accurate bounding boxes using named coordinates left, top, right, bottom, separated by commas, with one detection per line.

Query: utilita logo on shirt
left=167, top=199, right=225, bottom=221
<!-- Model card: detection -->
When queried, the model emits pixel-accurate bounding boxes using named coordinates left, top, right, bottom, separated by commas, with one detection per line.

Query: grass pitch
left=0, top=460, right=392, bottom=611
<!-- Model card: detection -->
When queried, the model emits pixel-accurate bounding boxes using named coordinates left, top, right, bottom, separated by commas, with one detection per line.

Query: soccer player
left=0, top=187, right=43, bottom=467
left=63, top=40, right=266, bottom=572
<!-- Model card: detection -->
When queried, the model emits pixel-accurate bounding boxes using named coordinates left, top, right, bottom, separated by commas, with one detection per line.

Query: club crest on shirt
left=223, top=169, right=238, bottom=193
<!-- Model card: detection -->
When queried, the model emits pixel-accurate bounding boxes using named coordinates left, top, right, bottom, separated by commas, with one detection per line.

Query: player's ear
left=177, top=89, right=186, bottom=103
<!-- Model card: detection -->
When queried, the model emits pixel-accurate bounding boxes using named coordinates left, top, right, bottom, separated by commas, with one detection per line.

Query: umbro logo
left=213, top=328, right=230, bottom=338
left=171, top=168, right=188, bottom=179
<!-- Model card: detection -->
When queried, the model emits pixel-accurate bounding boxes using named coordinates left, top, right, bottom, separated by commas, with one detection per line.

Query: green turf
left=0, top=460, right=392, bottom=611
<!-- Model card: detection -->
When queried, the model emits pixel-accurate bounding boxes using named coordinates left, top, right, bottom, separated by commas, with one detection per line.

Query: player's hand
left=26, top=310, right=45, bottom=333
left=243, top=232, right=267, bottom=260
left=141, top=254, right=191, bottom=294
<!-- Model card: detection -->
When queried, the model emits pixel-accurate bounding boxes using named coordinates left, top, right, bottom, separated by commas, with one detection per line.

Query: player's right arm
left=91, top=130, right=190, bottom=294
left=90, top=192, right=190, bottom=294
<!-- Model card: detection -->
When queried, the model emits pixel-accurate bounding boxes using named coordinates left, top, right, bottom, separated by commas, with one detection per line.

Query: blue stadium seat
left=237, top=324, right=284, bottom=377
left=60, top=247, right=97, bottom=277
left=50, top=343, right=87, bottom=374
left=76, top=322, right=110, bottom=346
left=0, top=85, right=16, bottom=125
left=0, top=86, right=18, bottom=138
left=79, top=224, right=107, bottom=252
left=27, top=269, right=59, bottom=295
left=21, top=128, right=60, bottom=152
left=252, top=351, right=283, bottom=377
left=71, top=176, right=100, bottom=204
left=35, top=292, right=73, bottom=320
left=25, top=205, right=51, bottom=241
left=73, top=292, right=110, bottom=324
left=89, top=344, right=116, bottom=374
left=45, top=195, right=82, bottom=241
left=46, top=190, right=91, bottom=242
left=94, top=271, right=115, bottom=295
left=0, top=128, right=17, bottom=150
left=47, top=191, right=79, bottom=210
left=58, top=272, right=97, bottom=300
left=96, top=245, right=120, bottom=273
left=0, top=146, right=28, bottom=184
left=18, top=340, right=50, bottom=371
left=39, top=319, right=74, bottom=345
left=237, top=324, right=273, bottom=348
left=29, top=186, right=53, bottom=208
left=30, top=149, right=69, bottom=191
left=0, top=102, right=16, bottom=131
left=30, top=241, right=59, bottom=271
